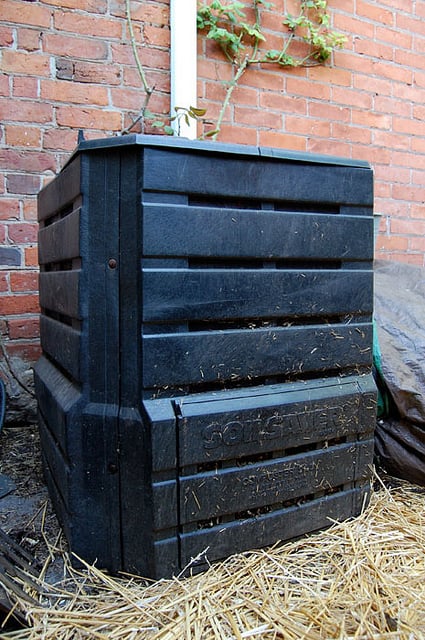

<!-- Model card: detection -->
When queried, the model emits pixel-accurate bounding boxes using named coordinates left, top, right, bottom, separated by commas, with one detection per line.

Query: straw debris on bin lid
left=2, top=475, right=425, bottom=639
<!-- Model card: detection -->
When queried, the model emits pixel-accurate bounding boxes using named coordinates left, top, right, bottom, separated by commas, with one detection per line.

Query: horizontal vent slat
left=142, top=323, right=373, bottom=388
left=143, top=205, right=373, bottom=260
left=177, top=380, right=376, bottom=466
left=142, top=269, right=373, bottom=323
left=38, top=155, right=81, bottom=222
left=179, top=487, right=369, bottom=566
left=142, top=149, right=373, bottom=205
left=38, top=208, right=81, bottom=265
left=39, top=271, right=81, bottom=319
left=180, top=441, right=373, bottom=523
left=40, top=315, right=81, bottom=382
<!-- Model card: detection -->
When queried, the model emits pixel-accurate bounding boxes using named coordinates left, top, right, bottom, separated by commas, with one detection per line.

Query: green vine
left=123, top=0, right=345, bottom=139
left=123, top=0, right=206, bottom=135
left=197, top=0, right=346, bottom=139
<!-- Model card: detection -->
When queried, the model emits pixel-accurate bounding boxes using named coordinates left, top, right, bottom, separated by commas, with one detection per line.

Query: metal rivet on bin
left=108, top=463, right=118, bottom=474
left=108, top=258, right=117, bottom=269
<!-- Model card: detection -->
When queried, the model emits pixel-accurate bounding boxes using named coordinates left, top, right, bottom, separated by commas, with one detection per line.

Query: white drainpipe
left=170, top=0, right=198, bottom=139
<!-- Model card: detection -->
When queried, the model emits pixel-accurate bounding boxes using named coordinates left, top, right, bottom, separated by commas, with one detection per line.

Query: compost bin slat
left=179, top=440, right=374, bottom=523
left=39, top=271, right=81, bottom=319
left=142, top=269, right=373, bottom=322
left=40, top=315, right=80, bottom=381
left=178, top=486, right=369, bottom=567
left=38, top=208, right=81, bottom=265
left=143, top=204, right=373, bottom=260
left=142, top=149, right=373, bottom=206
left=176, top=376, right=376, bottom=466
left=37, top=155, right=81, bottom=221
left=142, top=323, right=373, bottom=388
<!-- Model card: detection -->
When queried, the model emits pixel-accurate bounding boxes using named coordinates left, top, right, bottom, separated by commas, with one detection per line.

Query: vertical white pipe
left=170, top=0, right=198, bottom=139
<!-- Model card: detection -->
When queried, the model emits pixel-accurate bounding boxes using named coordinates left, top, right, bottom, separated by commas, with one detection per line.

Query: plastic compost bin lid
left=66, top=133, right=372, bottom=170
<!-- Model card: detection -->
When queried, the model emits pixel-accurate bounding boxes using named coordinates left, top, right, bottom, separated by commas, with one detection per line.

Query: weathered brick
left=0, top=50, right=51, bottom=76
left=411, top=136, right=425, bottom=153
left=56, top=58, right=122, bottom=85
left=41, top=79, right=109, bottom=106
left=259, top=93, right=306, bottom=114
left=0, top=26, right=14, bottom=47
left=111, top=41, right=169, bottom=70
left=393, top=184, right=425, bottom=204
left=0, top=246, right=21, bottom=267
left=1, top=0, right=52, bottom=28
left=332, top=122, right=371, bottom=145
left=6, top=174, right=41, bottom=195
left=0, top=199, right=20, bottom=221
left=110, top=86, right=145, bottom=111
left=393, top=116, right=425, bottom=137
left=42, top=33, right=108, bottom=60
left=10, top=271, right=38, bottom=293
left=128, top=2, right=169, bottom=25
left=236, top=105, right=282, bottom=129
left=24, top=247, right=39, bottom=268
left=409, top=236, right=425, bottom=253
left=56, top=105, right=122, bottom=130
left=53, top=10, right=122, bottom=39
left=17, top=27, right=42, bottom=52
left=244, top=67, right=285, bottom=92
left=217, top=124, right=258, bottom=146
left=0, top=74, right=10, bottom=97
left=306, top=138, right=352, bottom=159
left=354, top=38, right=394, bottom=62
left=0, top=149, right=56, bottom=173
left=12, top=77, right=39, bottom=99
left=352, top=110, right=391, bottom=130
left=309, top=102, right=351, bottom=123
left=357, top=0, right=395, bottom=26
left=5, top=125, right=41, bottom=148
left=375, top=25, right=412, bottom=49
left=4, top=341, right=41, bottom=364
left=0, top=292, right=39, bottom=314
left=7, top=316, right=40, bottom=340
left=373, top=130, right=410, bottom=151
left=411, top=203, right=425, bottom=220
left=374, top=165, right=411, bottom=185
left=8, top=223, right=38, bottom=244
left=259, top=130, right=306, bottom=151
left=0, top=99, right=53, bottom=124
left=23, top=199, right=38, bottom=222
left=143, top=24, right=170, bottom=48
left=285, top=115, right=331, bottom=138
left=0, top=273, right=8, bottom=293
left=43, top=128, right=78, bottom=152
left=374, top=95, right=410, bottom=117
left=230, top=85, right=258, bottom=108
left=353, top=74, right=393, bottom=97
left=375, top=235, right=409, bottom=252
left=308, top=66, right=352, bottom=88
left=286, top=76, right=330, bottom=100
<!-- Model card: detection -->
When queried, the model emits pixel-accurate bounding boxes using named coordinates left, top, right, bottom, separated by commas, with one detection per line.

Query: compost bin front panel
left=36, top=136, right=376, bottom=579
left=141, top=374, right=376, bottom=575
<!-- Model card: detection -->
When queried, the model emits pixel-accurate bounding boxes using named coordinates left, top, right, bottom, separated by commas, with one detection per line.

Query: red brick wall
left=0, top=0, right=424, bottom=364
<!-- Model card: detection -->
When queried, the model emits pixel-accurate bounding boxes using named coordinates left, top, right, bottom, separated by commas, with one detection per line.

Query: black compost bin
left=35, top=135, right=376, bottom=579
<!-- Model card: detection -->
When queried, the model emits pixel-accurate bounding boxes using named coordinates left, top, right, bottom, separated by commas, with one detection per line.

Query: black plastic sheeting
left=374, top=260, right=425, bottom=486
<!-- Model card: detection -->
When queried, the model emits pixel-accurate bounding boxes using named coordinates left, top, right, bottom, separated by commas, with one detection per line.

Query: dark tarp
left=374, top=260, right=425, bottom=486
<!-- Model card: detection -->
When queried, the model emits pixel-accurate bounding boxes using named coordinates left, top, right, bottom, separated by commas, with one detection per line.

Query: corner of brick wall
left=0, top=0, right=170, bottom=372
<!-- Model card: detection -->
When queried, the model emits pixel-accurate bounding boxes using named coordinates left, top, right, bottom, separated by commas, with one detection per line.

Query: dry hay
left=2, top=478, right=425, bottom=640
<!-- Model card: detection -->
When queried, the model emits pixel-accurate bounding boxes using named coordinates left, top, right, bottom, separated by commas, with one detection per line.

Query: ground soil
left=0, top=423, right=65, bottom=630
left=0, top=424, right=61, bottom=551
